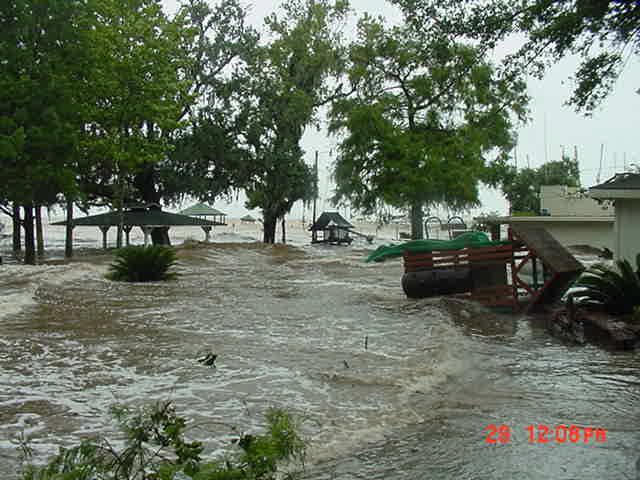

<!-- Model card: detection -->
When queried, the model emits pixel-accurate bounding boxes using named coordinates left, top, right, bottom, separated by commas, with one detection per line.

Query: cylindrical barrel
left=401, top=267, right=472, bottom=298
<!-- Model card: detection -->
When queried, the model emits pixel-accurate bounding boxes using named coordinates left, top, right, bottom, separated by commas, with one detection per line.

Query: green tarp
left=365, top=231, right=510, bottom=263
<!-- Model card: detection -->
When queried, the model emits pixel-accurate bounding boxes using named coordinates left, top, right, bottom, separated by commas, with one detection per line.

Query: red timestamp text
left=484, top=424, right=607, bottom=444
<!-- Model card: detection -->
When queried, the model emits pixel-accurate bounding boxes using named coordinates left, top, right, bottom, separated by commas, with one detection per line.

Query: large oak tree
left=329, top=15, right=529, bottom=239
left=241, top=0, right=351, bottom=243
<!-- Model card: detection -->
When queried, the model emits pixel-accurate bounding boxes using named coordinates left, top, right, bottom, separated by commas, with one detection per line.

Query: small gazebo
left=309, top=211, right=353, bottom=245
left=589, top=172, right=640, bottom=264
left=240, top=214, right=257, bottom=224
left=179, top=203, right=227, bottom=241
left=52, top=203, right=219, bottom=248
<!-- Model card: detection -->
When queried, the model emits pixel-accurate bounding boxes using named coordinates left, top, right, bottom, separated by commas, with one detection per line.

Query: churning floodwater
left=0, top=223, right=639, bottom=479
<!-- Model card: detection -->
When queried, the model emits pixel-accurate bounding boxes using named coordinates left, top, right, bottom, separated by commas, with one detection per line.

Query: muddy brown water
left=1, top=241, right=639, bottom=479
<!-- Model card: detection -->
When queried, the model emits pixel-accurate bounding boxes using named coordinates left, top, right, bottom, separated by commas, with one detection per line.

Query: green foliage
left=495, top=154, right=581, bottom=214
left=391, top=0, right=640, bottom=113
left=134, top=0, right=260, bottom=209
left=572, top=254, right=640, bottom=315
left=236, top=0, right=350, bottom=243
left=329, top=14, right=528, bottom=239
left=19, top=402, right=307, bottom=480
left=106, top=245, right=178, bottom=282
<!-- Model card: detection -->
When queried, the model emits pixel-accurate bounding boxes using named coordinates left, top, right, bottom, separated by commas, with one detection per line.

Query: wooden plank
left=510, top=224, right=583, bottom=274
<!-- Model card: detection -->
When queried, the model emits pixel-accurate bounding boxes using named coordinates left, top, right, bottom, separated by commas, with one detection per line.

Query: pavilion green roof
left=179, top=203, right=226, bottom=217
left=52, top=209, right=221, bottom=227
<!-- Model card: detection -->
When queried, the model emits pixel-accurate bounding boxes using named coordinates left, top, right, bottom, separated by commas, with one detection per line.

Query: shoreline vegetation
left=19, top=401, right=308, bottom=480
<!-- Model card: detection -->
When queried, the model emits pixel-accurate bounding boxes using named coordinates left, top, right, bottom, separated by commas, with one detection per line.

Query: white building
left=589, top=173, right=640, bottom=265
left=494, top=184, right=615, bottom=250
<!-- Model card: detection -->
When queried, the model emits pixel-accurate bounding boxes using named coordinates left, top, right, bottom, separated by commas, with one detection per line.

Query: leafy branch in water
left=19, top=401, right=307, bottom=480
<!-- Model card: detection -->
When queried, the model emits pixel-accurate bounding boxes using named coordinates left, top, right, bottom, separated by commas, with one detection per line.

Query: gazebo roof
left=309, top=211, right=353, bottom=231
left=241, top=214, right=257, bottom=222
left=179, top=203, right=226, bottom=217
left=590, top=172, right=640, bottom=199
left=52, top=208, right=219, bottom=227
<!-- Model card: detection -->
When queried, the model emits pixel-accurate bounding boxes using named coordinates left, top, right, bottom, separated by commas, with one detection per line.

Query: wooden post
left=141, top=226, right=152, bottom=246
left=12, top=203, right=21, bottom=252
left=23, top=203, right=36, bottom=265
left=123, top=225, right=133, bottom=246
left=99, top=226, right=110, bottom=249
left=35, top=205, right=44, bottom=256
left=202, top=226, right=211, bottom=242
left=281, top=217, right=286, bottom=243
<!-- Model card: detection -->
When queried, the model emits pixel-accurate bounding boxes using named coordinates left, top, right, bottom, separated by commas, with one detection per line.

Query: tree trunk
left=281, top=216, right=286, bottom=243
left=410, top=202, right=424, bottom=240
left=35, top=205, right=44, bottom=256
left=23, top=204, right=36, bottom=265
left=263, top=213, right=277, bottom=244
left=12, top=203, right=21, bottom=251
left=65, top=199, right=73, bottom=258
left=151, top=228, right=171, bottom=246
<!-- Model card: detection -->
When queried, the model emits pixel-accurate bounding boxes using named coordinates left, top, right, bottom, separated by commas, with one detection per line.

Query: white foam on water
left=0, top=263, right=108, bottom=323
left=0, top=289, right=37, bottom=321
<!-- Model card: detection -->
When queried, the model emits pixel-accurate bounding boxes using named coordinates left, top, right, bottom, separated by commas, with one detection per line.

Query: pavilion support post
left=202, top=226, right=212, bottom=242
left=141, top=226, right=153, bottom=246
left=123, top=225, right=133, bottom=246
left=98, top=226, right=110, bottom=249
left=35, top=205, right=44, bottom=257
left=12, top=203, right=21, bottom=252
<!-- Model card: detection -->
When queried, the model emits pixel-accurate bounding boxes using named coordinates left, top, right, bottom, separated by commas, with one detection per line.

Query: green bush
left=19, top=402, right=307, bottom=480
left=572, top=254, right=640, bottom=315
left=106, top=245, right=178, bottom=282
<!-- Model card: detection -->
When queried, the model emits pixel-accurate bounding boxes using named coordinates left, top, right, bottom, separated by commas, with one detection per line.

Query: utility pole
left=312, top=150, right=318, bottom=243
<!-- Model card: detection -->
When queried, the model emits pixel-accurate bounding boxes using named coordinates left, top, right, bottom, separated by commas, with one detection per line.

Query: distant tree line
left=1, top=0, right=635, bottom=263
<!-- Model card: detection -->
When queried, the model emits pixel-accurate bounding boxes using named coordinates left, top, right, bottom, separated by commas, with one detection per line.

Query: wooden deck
left=402, top=225, right=584, bottom=311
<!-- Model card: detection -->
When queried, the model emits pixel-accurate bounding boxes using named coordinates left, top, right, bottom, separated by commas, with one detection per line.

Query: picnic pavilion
left=52, top=203, right=223, bottom=248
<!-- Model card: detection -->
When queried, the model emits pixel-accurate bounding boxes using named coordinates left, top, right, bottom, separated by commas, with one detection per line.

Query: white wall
left=540, top=185, right=613, bottom=217
left=510, top=219, right=614, bottom=250
left=615, top=199, right=640, bottom=265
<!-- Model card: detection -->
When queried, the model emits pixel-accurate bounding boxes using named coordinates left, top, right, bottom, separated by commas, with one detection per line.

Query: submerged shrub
left=19, top=402, right=308, bottom=480
left=572, top=254, right=640, bottom=315
left=106, top=245, right=178, bottom=282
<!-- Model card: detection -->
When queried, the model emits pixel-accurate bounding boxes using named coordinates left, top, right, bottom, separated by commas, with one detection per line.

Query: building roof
left=491, top=216, right=614, bottom=224
left=179, top=203, right=226, bottom=217
left=52, top=208, right=220, bottom=227
left=590, top=172, right=640, bottom=199
left=309, top=211, right=353, bottom=231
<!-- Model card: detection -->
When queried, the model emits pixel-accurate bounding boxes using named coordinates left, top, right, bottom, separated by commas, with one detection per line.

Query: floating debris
left=198, top=352, right=217, bottom=367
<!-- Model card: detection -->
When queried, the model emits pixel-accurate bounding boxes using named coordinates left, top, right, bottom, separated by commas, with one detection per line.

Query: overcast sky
left=162, top=0, right=640, bottom=218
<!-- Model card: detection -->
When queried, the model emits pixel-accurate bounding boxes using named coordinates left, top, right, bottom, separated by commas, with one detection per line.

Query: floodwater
left=0, top=223, right=639, bottom=479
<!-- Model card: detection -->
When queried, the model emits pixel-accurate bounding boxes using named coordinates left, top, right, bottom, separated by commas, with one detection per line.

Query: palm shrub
left=106, top=245, right=178, bottom=282
left=572, top=254, right=640, bottom=315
